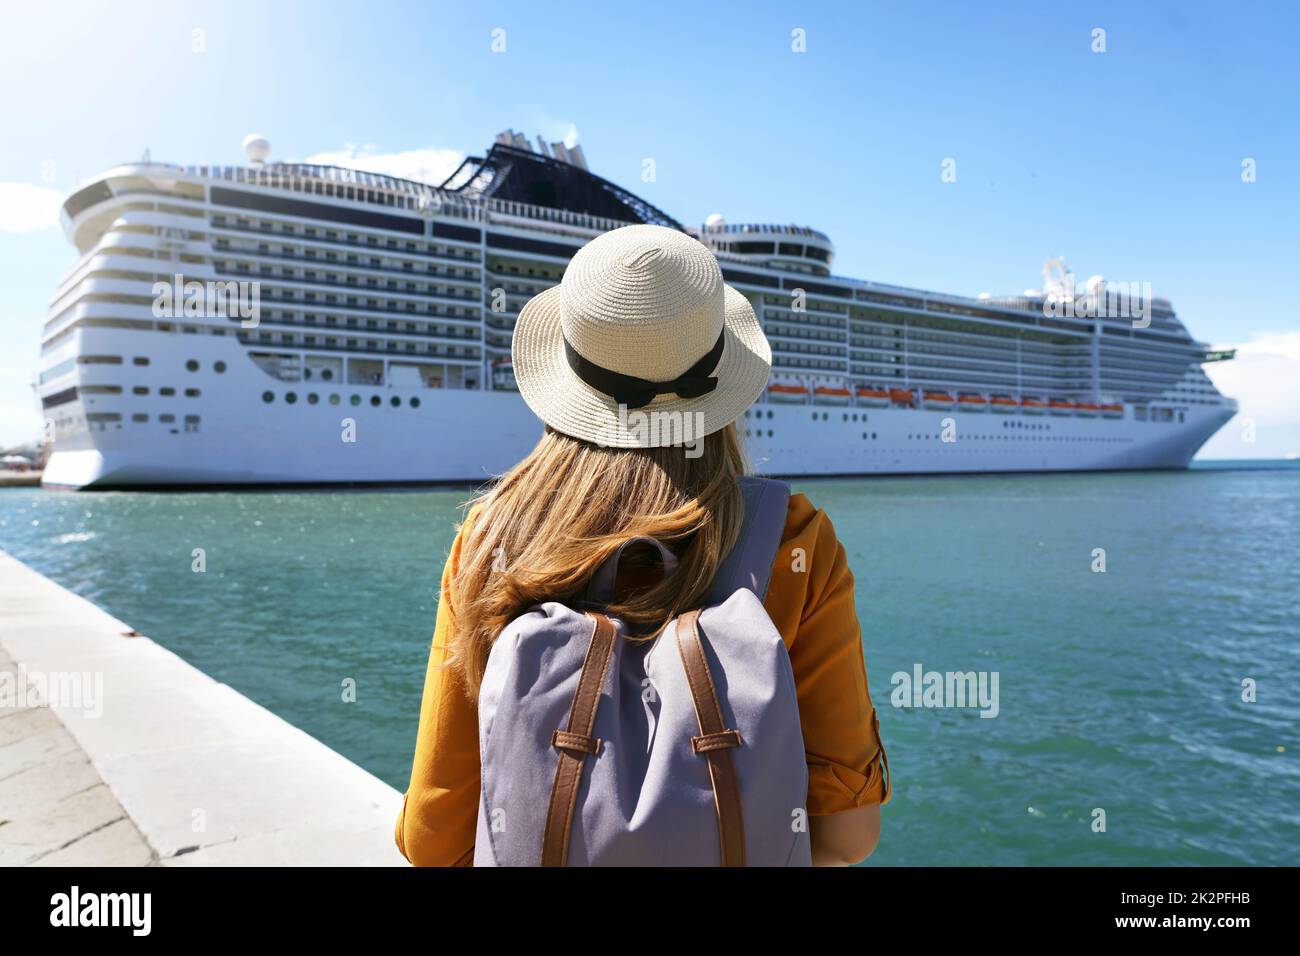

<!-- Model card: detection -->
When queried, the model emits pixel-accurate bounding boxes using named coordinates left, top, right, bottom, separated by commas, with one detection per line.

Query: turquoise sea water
left=1, top=470, right=1297, bottom=866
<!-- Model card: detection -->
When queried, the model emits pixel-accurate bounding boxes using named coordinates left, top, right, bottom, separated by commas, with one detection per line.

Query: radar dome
left=704, top=213, right=726, bottom=229
left=242, top=134, right=271, bottom=165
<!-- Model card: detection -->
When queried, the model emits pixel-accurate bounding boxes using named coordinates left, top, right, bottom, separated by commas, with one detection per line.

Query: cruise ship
left=37, top=130, right=1236, bottom=488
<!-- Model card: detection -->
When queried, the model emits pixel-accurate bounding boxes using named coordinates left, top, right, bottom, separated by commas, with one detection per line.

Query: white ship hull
left=42, top=329, right=1234, bottom=489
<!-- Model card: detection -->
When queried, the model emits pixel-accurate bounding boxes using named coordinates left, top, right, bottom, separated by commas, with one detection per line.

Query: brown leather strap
left=675, top=609, right=746, bottom=867
left=541, top=611, right=616, bottom=867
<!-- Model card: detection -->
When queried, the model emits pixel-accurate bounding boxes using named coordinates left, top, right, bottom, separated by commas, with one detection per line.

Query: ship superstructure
left=37, top=130, right=1235, bottom=487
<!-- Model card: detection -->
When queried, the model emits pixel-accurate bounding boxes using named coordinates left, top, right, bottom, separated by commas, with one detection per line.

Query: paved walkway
left=0, top=550, right=405, bottom=866
left=0, top=645, right=155, bottom=866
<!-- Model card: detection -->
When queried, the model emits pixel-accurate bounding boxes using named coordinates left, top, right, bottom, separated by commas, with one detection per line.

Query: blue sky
left=1, top=0, right=1296, bottom=456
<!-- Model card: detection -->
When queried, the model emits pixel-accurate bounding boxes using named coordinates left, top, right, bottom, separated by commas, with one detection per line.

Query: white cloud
left=301, top=144, right=465, bottom=186
left=1201, top=331, right=1300, bottom=459
left=0, top=182, right=64, bottom=233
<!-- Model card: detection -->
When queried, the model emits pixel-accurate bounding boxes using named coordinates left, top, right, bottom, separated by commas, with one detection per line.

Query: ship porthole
left=350, top=395, right=361, bottom=406
left=285, top=392, right=297, bottom=404
left=410, top=397, right=421, bottom=409
left=262, top=391, right=273, bottom=403
left=329, top=394, right=341, bottom=405
left=370, top=395, right=381, bottom=407
left=308, top=393, right=319, bottom=405
left=215, top=361, right=227, bottom=373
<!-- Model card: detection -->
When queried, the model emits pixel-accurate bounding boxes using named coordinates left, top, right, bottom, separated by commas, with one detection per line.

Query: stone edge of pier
left=0, top=549, right=405, bottom=867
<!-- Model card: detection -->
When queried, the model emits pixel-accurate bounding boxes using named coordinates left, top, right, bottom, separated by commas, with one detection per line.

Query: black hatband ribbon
left=564, top=328, right=725, bottom=409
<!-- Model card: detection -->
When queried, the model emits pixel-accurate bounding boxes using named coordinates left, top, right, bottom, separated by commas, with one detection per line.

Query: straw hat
left=511, top=224, right=772, bottom=447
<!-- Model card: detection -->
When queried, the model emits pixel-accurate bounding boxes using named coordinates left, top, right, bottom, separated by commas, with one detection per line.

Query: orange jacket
left=395, top=491, right=890, bottom=865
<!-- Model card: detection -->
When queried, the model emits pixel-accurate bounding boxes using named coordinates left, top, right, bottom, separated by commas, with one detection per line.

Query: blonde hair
left=446, top=424, right=748, bottom=699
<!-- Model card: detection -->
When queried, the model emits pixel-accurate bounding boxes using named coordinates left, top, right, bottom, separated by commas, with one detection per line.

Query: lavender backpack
left=473, top=476, right=811, bottom=867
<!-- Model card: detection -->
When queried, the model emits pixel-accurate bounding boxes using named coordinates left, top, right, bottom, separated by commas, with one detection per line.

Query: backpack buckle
left=552, top=729, right=601, bottom=755
left=691, top=729, right=743, bottom=753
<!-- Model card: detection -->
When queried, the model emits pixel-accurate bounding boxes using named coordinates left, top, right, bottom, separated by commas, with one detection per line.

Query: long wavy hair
left=446, top=423, right=748, bottom=699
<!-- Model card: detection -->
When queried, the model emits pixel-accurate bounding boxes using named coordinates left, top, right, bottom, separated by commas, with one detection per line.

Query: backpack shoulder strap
left=705, top=476, right=791, bottom=605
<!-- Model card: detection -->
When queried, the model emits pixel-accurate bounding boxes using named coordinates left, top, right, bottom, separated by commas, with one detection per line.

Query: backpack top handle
left=583, top=535, right=679, bottom=608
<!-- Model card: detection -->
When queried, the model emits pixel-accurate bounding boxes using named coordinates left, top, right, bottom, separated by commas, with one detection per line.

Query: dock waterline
left=0, top=550, right=403, bottom=866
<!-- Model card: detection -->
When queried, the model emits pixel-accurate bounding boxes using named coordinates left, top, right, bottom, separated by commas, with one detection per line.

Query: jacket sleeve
left=394, top=516, right=481, bottom=866
left=764, top=493, right=891, bottom=816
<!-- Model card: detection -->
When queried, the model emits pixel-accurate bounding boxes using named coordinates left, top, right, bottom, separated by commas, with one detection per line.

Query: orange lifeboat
left=1075, top=402, right=1102, bottom=418
left=813, top=385, right=852, bottom=406
left=1020, top=396, right=1046, bottom=415
left=957, top=393, right=988, bottom=412
left=490, top=358, right=517, bottom=391
left=889, top=387, right=917, bottom=406
left=990, top=394, right=1018, bottom=414
left=1101, top=403, right=1124, bottom=418
left=855, top=386, right=891, bottom=408
left=1048, top=398, right=1075, bottom=416
left=767, top=382, right=809, bottom=404
left=922, top=390, right=955, bottom=409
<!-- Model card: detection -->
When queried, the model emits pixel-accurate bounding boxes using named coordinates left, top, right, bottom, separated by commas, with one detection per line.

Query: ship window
left=410, top=397, right=420, bottom=409
left=285, top=392, right=297, bottom=404
left=79, top=355, right=123, bottom=365
left=350, top=395, right=361, bottom=406
left=186, top=360, right=199, bottom=371
left=159, top=414, right=175, bottom=423
left=160, top=387, right=176, bottom=396
left=185, top=389, right=200, bottom=397
left=370, top=395, right=381, bottom=407
left=262, top=391, right=274, bottom=403
left=133, top=386, right=149, bottom=395
left=390, top=396, right=400, bottom=407
left=329, top=394, right=340, bottom=405
left=132, top=414, right=149, bottom=423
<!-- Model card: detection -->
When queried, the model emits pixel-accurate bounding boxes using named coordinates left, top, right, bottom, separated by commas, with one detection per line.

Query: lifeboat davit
left=813, top=385, right=852, bottom=406
left=1049, top=399, right=1075, bottom=416
left=957, top=393, right=988, bottom=412
left=1020, top=396, right=1046, bottom=415
left=990, top=394, right=1018, bottom=413
left=767, top=382, right=810, bottom=403
left=889, top=387, right=917, bottom=407
left=922, top=390, right=955, bottom=409
left=1101, top=403, right=1124, bottom=418
left=855, top=386, right=891, bottom=408
left=1075, top=402, right=1102, bottom=418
